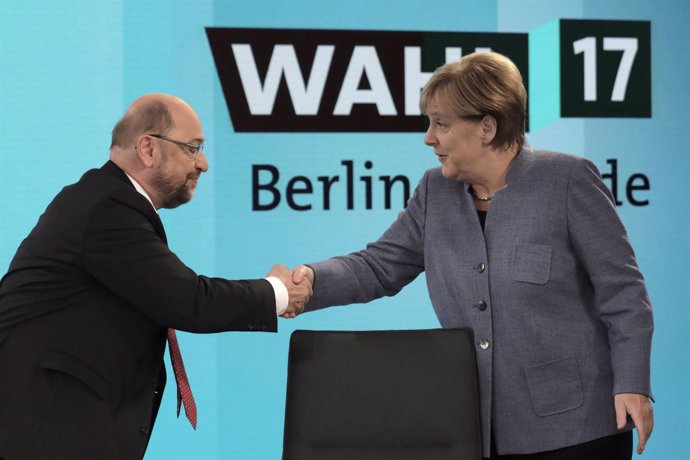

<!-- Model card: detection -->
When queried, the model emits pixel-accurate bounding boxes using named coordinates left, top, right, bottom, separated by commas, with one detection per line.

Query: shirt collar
left=124, top=172, right=157, bottom=213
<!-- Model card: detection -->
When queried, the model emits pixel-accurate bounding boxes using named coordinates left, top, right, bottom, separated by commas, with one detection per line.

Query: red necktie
left=167, top=328, right=197, bottom=429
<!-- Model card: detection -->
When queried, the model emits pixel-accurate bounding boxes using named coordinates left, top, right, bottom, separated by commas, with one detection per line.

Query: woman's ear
left=480, top=115, right=497, bottom=145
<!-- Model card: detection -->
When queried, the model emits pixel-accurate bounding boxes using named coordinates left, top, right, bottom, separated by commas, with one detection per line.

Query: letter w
left=231, top=44, right=335, bottom=115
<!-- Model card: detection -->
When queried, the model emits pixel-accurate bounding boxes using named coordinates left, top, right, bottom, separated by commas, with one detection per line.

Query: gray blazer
left=306, top=148, right=653, bottom=456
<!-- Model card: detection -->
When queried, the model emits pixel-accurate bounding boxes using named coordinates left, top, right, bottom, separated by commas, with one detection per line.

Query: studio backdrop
left=0, top=1, right=687, bottom=458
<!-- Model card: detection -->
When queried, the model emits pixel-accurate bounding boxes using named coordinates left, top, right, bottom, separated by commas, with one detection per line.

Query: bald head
left=110, top=94, right=198, bottom=149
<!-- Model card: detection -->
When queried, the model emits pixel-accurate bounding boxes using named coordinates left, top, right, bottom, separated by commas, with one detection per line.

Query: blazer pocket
left=524, top=355, right=584, bottom=416
left=39, top=350, right=111, bottom=401
left=512, top=243, right=552, bottom=284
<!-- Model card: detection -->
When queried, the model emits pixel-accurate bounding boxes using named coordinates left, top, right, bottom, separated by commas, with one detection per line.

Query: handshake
left=266, top=264, right=314, bottom=319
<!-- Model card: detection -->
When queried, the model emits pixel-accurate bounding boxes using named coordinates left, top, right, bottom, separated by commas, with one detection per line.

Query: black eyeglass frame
left=148, top=133, right=204, bottom=161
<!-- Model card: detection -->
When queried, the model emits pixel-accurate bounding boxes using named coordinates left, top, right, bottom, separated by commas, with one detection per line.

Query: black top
left=477, top=210, right=487, bottom=231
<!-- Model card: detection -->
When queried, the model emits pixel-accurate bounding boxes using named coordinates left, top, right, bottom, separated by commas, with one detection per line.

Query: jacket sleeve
left=566, top=157, right=653, bottom=398
left=306, top=171, right=429, bottom=311
left=81, top=189, right=277, bottom=333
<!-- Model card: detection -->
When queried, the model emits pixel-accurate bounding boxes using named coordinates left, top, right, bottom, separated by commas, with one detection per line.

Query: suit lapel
left=151, top=213, right=168, bottom=245
left=100, top=161, right=168, bottom=245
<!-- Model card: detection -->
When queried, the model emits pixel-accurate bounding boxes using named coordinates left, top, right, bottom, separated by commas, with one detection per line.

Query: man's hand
left=267, top=264, right=312, bottom=318
left=292, top=265, right=314, bottom=286
left=615, top=393, right=654, bottom=454
left=287, top=265, right=315, bottom=319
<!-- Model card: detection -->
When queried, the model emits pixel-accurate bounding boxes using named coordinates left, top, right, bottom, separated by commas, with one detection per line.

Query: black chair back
left=283, top=328, right=482, bottom=459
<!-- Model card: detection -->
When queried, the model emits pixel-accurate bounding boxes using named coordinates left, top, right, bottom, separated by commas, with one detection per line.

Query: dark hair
left=420, top=52, right=527, bottom=151
left=110, top=101, right=174, bottom=149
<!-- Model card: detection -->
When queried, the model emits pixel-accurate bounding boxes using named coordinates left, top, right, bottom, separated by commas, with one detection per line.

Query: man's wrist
left=265, top=276, right=288, bottom=315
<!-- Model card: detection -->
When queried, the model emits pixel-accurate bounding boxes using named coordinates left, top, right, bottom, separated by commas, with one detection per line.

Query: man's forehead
left=170, top=107, right=203, bottom=137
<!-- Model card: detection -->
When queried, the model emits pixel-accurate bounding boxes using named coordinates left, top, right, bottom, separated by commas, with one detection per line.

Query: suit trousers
left=486, top=431, right=632, bottom=460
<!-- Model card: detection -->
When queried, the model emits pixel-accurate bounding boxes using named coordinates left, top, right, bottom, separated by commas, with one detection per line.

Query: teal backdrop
left=1, top=0, right=687, bottom=458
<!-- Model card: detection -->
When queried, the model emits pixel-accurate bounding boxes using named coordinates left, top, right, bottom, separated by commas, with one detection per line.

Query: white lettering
left=231, top=44, right=334, bottom=115
left=334, top=46, right=396, bottom=116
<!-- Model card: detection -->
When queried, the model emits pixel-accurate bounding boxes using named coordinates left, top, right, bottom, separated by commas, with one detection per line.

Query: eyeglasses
left=149, top=133, right=204, bottom=161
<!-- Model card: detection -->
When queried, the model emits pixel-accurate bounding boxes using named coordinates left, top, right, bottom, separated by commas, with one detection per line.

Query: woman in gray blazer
left=290, top=52, right=654, bottom=460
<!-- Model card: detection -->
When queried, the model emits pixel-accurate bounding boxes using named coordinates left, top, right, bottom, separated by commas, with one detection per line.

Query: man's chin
left=161, top=190, right=194, bottom=209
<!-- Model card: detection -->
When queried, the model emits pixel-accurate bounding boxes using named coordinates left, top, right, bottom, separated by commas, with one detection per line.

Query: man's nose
left=195, top=152, right=209, bottom=172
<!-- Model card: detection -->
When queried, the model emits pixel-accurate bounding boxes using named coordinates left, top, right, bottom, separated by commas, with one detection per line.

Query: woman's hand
left=615, top=393, right=654, bottom=454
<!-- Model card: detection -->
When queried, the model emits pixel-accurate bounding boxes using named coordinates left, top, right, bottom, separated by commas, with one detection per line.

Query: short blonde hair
left=420, top=52, right=526, bottom=151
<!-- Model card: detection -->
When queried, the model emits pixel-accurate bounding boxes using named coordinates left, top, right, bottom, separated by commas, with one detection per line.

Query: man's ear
left=480, top=115, right=497, bottom=145
left=135, top=134, right=156, bottom=168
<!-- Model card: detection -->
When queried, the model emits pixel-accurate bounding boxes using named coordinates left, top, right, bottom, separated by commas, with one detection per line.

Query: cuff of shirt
left=265, top=276, right=288, bottom=315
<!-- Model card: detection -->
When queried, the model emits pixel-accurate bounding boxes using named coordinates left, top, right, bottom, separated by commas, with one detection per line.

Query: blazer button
left=479, top=339, right=490, bottom=350
left=476, top=262, right=486, bottom=273
left=247, top=324, right=256, bottom=331
left=475, top=300, right=487, bottom=311
left=140, top=425, right=150, bottom=435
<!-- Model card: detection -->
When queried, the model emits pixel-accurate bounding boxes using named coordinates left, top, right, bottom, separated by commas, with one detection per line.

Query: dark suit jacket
left=306, top=149, right=653, bottom=456
left=0, top=161, right=277, bottom=459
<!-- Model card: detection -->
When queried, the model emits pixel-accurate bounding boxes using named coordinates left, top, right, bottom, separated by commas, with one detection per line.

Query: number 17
left=573, top=36, right=638, bottom=102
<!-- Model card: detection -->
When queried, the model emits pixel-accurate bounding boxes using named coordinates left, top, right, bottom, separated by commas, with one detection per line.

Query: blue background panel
left=1, top=1, right=687, bottom=458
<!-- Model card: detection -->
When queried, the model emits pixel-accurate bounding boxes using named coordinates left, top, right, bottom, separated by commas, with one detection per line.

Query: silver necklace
left=470, top=187, right=494, bottom=201
left=473, top=193, right=494, bottom=201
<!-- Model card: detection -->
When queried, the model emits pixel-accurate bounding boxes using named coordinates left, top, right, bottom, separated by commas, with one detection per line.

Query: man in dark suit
left=0, top=94, right=309, bottom=459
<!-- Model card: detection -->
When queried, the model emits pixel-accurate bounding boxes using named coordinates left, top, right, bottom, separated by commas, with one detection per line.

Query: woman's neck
left=469, top=144, right=520, bottom=210
left=470, top=144, right=519, bottom=197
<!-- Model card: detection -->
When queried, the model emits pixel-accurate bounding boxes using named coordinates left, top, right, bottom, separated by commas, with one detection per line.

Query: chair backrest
left=282, top=328, right=482, bottom=460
